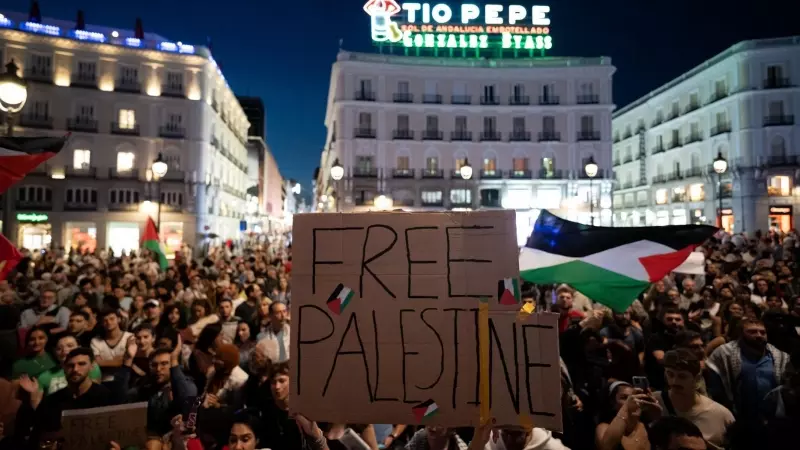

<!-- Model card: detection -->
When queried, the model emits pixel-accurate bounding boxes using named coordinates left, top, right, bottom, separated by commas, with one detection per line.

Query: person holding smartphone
left=595, top=381, right=660, bottom=450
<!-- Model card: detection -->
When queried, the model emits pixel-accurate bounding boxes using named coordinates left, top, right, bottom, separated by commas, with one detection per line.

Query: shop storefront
left=16, top=213, right=51, bottom=250
left=107, top=222, right=140, bottom=256
left=66, top=222, right=97, bottom=253
left=160, top=222, right=184, bottom=259
left=690, top=209, right=706, bottom=225
left=768, top=206, right=793, bottom=233
left=718, top=208, right=734, bottom=233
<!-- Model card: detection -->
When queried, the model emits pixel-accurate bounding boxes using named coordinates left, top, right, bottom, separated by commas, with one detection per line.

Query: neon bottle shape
left=370, top=0, right=390, bottom=42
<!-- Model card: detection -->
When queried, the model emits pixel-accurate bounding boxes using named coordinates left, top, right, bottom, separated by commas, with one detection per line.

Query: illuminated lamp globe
left=375, top=194, right=393, bottom=211
left=713, top=152, right=728, bottom=174
left=0, top=60, right=28, bottom=113
left=152, top=153, right=169, bottom=179
left=584, top=155, right=598, bottom=179
left=330, top=158, right=344, bottom=181
left=460, top=158, right=473, bottom=180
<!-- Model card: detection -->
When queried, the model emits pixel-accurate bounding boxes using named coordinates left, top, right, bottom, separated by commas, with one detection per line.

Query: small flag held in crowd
left=0, top=233, right=22, bottom=281
left=326, top=283, right=354, bottom=315
left=141, top=217, right=168, bottom=271
left=497, top=277, right=521, bottom=305
left=411, top=399, right=439, bottom=422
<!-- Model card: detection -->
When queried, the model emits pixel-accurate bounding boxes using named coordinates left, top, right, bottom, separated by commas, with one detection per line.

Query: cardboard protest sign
left=62, top=402, right=148, bottom=450
left=290, top=211, right=561, bottom=430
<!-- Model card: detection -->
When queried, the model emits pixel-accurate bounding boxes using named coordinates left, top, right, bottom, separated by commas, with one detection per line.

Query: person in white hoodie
left=482, top=427, right=570, bottom=450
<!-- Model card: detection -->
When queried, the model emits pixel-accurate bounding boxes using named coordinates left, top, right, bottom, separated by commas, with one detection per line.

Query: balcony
left=672, top=194, right=687, bottom=203
left=450, top=131, right=473, bottom=141
left=65, top=166, right=97, bottom=178
left=211, top=98, right=219, bottom=111
left=421, top=199, right=444, bottom=207
left=423, top=94, right=442, bottom=104
left=708, top=91, right=728, bottom=104
left=421, top=169, right=444, bottom=178
left=538, top=131, right=561, bottom=142
left=621, top=182, right=633, bottom=190
left=623, top=155, right=633, bottom=164
left=577, top=94, right=600, bottom=105
left=667, top=110, right=680, bottom=121
left=353, top=168, right=378, bottom=178
left=109, top=168, right=140, bottom=179
left=71, top=73, right=97, bottom=88
left=108, top=203, right=140, bottom=212
left=765, top=155, right=799, bottom=167
left=422, top=129, right=443, bottom=140
left=355, top=91, right=376, bottom=101
left=111, top=122, right=140, bottom=136
left=652, top=116, right=664, bottom=127
left=652, top=145, right=665, bottom=154
left=210, top=136, right=219, bottom=148
left=67, top=117, right=99, bottom=133
left=19, top=114, right=53, bottom=129
left=480, top=131, right=502, bottom=141
left=666, top=140, right=682, bottom=150
left=538, top=96, right=560, bottom=105
left=509, top=131, right=531, bottom=141
left=763, top=78, right=792, bottom=89
left=577, top=131, right=601, bottom=141
left=392, top=129, right=415, bottom=140
left=451, top=95, right=471, bottom=105
left=64, top=202, right=98, bottom=212
left=480, top=169, right=502, bottom=179
left=579, top=169, right=607, bottom=179
left=764, top=115, right=795, bottom=127
left=537, top=169, right=564, bottom=179
left=159, top=126, right=186, bottom=139
left=392, top=169, right=415, bottom=178
left=710, top=123, right=732, bottom=136
left=510, top=170, right=532, bottom=179
left=16, top=199, right=52, bottom=211
left=116, top=79, right=141, bottom=93
left=480, top=96, right=500, bottom=105
left=161, top=84, right=185, bottom=98
left=667, top=171, right=684, bottom=182
left=684, top=167, right=704, bottom=178
left=354, top=127, right=376, bottom=138
left=613, top=159, right=621, bottom=166
left=509, top=95, right=530, bottom=105
left=24, top=67, right=52, bottom=83
left=393, top=93, right=414, bottom=103
left=652, top=174, right=667, bottom=184
left=683, top=133, right=703, bottom=145
left=684, top=103, right=700, bottom=114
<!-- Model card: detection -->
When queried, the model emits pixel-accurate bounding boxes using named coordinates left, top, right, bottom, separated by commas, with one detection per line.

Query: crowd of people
left=0, top=228, right=797, bottom=450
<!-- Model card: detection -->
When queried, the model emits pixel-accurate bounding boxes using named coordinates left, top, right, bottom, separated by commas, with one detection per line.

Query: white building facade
left=612, top=36, right=800, bottom=233
left=316, top=50, right=616, bottom=244
left=0, top=11, right=250, bottom=254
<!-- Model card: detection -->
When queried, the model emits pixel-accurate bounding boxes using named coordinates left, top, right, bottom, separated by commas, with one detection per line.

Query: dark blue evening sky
left=5, top=0, right=799, bottom=187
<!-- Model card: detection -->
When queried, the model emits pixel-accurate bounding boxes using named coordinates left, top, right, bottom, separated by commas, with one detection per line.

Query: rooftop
left=337, top=50, right=612, bottom=69
left=613, top=35, right=800, bottom=118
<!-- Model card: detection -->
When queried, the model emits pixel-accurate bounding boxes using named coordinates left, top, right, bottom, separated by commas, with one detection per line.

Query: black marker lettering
left=399, top=308, right=421, bottom=404
left=445, top=226, right=494, bottom=298
left=443, top=307, right=467, bottom=409
left=521, top=324, right=556, bottom=417
left=469, top=307, right=480, bottom=405
left=488, top=318, right=520, bottom=413
left=416, top=308, right=444, bottom=390
left=371, top=310, right=398, bottom=402
left=405, top=226, right=439, bottom=299
left=360, top=224, right=398, bottom=298
left=312, top=227, right=364, bottom=294
left=296, top=305, right=335, bottom=396
left=322, top=312, right=374, bottom=402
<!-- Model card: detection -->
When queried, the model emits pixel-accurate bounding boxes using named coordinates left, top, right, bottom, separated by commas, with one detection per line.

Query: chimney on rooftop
left=75, top=10, right=85, bottom=30
left=134, top=17, right=144, bottom=39
left=29, top=1, right=42, bottom=23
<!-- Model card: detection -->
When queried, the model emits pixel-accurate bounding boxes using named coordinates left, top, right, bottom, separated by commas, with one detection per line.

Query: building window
left=396, top=156, right=409, bottom=170
left=542, top=116, right=555, bottom=132
left=455, top=116, right=467, bottom=132
left=655, top=189, right=668, bottom=205
left=32, top=100, right=49, bottom=118
left=164, top=154, right=181, bottom=170
left=76, top=61, right=96, bottom=80
left=688, top=184, right=704, bottom=202
left=483, top=85, right=495, bottom=99
left=580, top=115, right=594, bottom=132
left=397, top=114, right=409, bottom=129
left=714, top=80, right=727, bottom=96
left=66, top=188, right=97, bottom=205
left=397, top=81, right=409, bottom=94
left=421, top=190, right=443, bottom=204
left=29, top=54, right=52, bottom=76
left=109, top=189, right=140, bottom=204
left=73, top=149, right=91, bottom=169
left=358, top=112, right=372, bottom=128
left=117, top=152, right=135, bottom=171
left=768, top=101, right=785, bottom=117
left=425, top=115, right=439, bottom=131
left=541, top=157, right=555, bottom=177
left=18, top=186, right=52, bottom=204
left=483, top=157, right=496, bottom=173
left=768, top=176, right=791, bottom=197
left=166, top=113, right=183, bottom=131
left=118, top=109, right=136, bottom=129
left=119, top=66, right=138, bottom=83
left=483, top=117, right=496, bottom=132
left=76, top=104, right=95, bottom=120
left=161, top=191, right=184, bottom=206
left=425, top=157, right=439, bottom=170
left=450, top=189, right=471, bottom=205
left=513, top=158, right=529, bottom=173
left=454, top=156, right=467, bottom=170
left=166, top=71, right=184, bottom=89
left=356, top=156, right=374, bottom=172
left=512, top=117, right=525, bottom=132
left=359, top=79, right=372, bottom=92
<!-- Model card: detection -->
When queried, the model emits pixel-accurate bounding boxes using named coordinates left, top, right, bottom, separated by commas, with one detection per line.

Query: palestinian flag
left=497, top=277, right=521, bottom=305
left=141, top=217, right=168, bottom=270
left=411, top=399, right=439, bottom=422
left=0, top=135, right=69, bottom=194
left=519, top=210, right=717, bottom=312
left=0, top=233, right=22, bottom=281
left=326, top=283, right=354, bottom=315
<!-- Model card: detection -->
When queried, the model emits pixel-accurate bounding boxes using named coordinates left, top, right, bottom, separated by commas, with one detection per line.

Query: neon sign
left=364, top=1, right=553, bottom=52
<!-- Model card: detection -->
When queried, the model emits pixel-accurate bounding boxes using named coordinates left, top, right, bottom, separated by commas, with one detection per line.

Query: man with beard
left=256, top=301, right=290, bottom=361
left=243, top=339, right=275, bottom=413
left=18, top=288, right=70, bottom=334
left=707, top=317, right=790, bottom=422
left=26, top=348, right=111, bottom=442
left=646, top=307, right=685, bottom=391
left=600, top=307, right=645, bottom=364
left=654, top=349, right=734, bottom=450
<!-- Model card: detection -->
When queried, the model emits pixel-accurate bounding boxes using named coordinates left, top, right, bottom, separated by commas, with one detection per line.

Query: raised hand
left=292, top=413, right=324, bottom=439
left=18, top=374, right=38, bottom=394
left=125, top=335, right=138, bottom=360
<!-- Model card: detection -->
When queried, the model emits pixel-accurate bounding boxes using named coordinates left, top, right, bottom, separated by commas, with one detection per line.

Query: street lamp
left=151, top=153, right=168, bottom=232
left=330, top=158, right=344, bottom=212
left=584, top=156, right=598, bottom=225
left=0, top=60, right=29, bottom=241
left=459, top=158, right=473, bottom=180
left=713, top=151, right=728, bottom=228
left=375, top=194, right=393, bottom=211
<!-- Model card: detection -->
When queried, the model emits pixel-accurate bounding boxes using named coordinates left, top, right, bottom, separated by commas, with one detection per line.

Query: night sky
left=4, top=0, right=799, bottom=187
